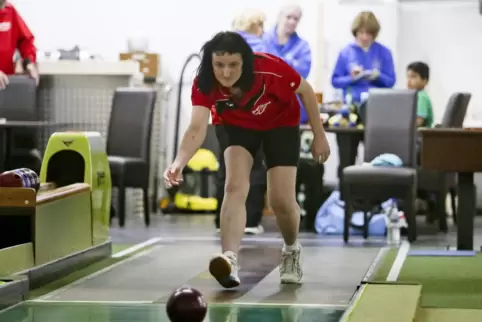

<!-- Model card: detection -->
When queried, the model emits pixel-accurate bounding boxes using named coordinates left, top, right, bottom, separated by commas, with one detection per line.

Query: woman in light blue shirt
left=232, top=9, right=267, bottom=52
left=263, top=5, right=312, bottom=124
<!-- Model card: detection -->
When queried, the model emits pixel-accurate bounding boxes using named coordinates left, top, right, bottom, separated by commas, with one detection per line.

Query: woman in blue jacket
left=263, top=4, right=312, bottom=124
left=331, top=11, right=396, bottom=104
left=331, top=11, right=396, bottom=187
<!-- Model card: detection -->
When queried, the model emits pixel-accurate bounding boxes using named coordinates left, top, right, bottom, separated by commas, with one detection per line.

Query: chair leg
left=143, top=187, right=150, bottom=227
left=118, top=185, right=126, bottom=228
left=151, top=177, right=159, bottom=213
left=425, top=198, right=436, bottom=224
left=405, top=190, right=417, bottom=243
left=450, top=188, right=457, bottom=224
left=436, top=190, right=448, bottom=233
left=343, top=189, right=352, bottom=243
left=363, top=211, right=369, bottom=239
left=109, top=202, right=116, bottom=226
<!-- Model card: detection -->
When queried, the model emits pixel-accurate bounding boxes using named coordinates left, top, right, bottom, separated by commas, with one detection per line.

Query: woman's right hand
left=350, top=65, right=363, bottom=78
left=163, top=163, right=184, bottom=188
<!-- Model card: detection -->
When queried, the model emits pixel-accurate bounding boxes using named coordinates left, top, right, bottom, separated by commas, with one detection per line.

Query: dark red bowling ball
left=166, top=287, right=207, bottom=322
left=0, top=168, right=40, bottom=191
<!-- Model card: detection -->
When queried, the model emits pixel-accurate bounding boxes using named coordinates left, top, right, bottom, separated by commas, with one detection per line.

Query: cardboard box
left=119, top=52, right=160, bottom=79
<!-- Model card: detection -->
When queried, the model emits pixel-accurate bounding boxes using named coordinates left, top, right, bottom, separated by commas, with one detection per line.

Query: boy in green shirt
left=407, top=62, right=434, bottom=127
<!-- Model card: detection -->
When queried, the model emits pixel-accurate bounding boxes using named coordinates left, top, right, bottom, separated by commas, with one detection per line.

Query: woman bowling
left=164, top=31, right=330, bottom=288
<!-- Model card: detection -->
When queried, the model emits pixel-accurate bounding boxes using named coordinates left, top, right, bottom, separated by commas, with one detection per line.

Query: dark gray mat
left=36, top=244, right=378, bottom=306
left=156, top=245, right=282, bottom=304
left=38, top=245, right=218, bottom=302
left=235, top=247, right=379, bottom=306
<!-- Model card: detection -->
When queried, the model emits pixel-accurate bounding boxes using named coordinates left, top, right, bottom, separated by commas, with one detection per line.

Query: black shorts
left=215, top=125, right=300, bottom=169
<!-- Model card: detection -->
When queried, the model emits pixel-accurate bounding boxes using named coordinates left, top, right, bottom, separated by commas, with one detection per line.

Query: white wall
left=9, top=0, right=482, bottom=169
left=397, top=0, right=482, bottom=122
left=10, top=0, right=323, bottom=164
left=10, top=0, right=320, bottom=82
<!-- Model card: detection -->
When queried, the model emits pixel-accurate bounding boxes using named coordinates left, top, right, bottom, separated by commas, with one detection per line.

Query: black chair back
left=440, top=92, right=471, bottom=128
left=364, top=89, right=418, bottom=166
left=0, top=76, right=38, bottom=151
left=106, top=87, right=157, bottom=162
left=0, top=75, right=37, bottom=121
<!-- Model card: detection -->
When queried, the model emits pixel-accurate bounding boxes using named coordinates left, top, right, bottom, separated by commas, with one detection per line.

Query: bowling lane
left=37, top=244, right=221, bottom=302
left=0, top=301, right=344, bottom=322
left=235, top=247, right=378, bottom=306
left=35, top=240, right=379, bottom=308
left=156, top=244, right=282, bottom=304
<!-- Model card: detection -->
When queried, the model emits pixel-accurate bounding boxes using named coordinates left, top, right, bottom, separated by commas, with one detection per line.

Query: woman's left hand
left=367, top=69, right=380, bottom=80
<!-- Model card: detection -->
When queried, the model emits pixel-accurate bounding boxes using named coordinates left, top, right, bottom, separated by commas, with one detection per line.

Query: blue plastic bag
left=315, top=191, right=386, bottom=236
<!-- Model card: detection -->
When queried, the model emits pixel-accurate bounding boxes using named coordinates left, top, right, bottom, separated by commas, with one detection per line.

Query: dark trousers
left=215, top=182, right=266, bottom=228
left=336, top=133, right=364, bottom=199
left=214, top=126, right=267, bottom=229
left=336, top=133, right=364, bottom=179
left=296, top=159, right=325, bottom=231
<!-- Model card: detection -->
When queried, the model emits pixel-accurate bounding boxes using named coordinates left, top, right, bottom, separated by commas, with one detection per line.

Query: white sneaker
left=280, top=244, right=303, bottom=284
left=244, top=224, right=264, bottom=235
left=209, top=252, right=240, bottom=288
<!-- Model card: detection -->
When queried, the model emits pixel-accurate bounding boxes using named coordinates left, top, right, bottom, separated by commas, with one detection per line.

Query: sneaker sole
left=209, top=255, right=240, bottom=289
left=280, top=275, right=302, bottom=284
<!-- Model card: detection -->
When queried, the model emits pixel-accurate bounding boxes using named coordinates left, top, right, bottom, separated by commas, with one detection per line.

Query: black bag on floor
left=296, top=158, right=325, bottom=232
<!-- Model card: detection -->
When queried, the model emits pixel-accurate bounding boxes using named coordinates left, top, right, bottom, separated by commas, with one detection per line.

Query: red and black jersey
left=192, top=53, right=302, bottom=130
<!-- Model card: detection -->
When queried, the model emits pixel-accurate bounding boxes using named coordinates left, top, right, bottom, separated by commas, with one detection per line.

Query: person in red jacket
left=0, top=1, right=38, bottom=89
left=164, top=31, right=330, bottom=288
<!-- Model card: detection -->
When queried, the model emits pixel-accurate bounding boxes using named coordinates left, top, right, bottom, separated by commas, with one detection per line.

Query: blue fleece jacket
left=331, top=41, right=396, bottom=103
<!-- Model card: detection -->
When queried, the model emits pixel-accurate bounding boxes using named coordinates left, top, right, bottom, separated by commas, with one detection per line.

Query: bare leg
left=220, top=146, right=253, bottom=252
left=267, top=166, right=303, bottom=284
left=209, top=146, right=252, bottom=288
left=267, top=166, right=300, bottom=245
